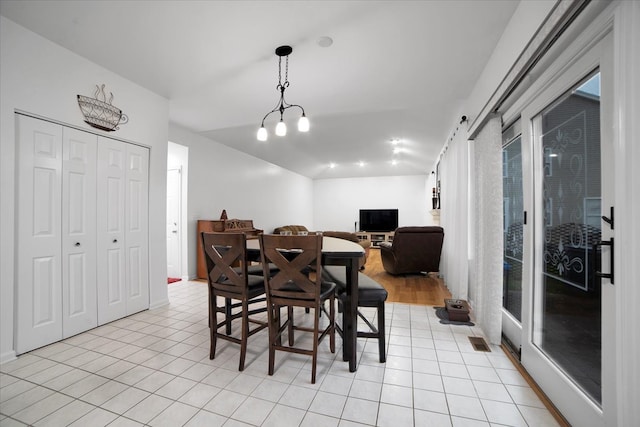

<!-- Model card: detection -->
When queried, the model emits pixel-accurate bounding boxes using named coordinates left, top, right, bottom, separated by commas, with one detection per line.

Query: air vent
left=469, top=336, right=491, bottom=352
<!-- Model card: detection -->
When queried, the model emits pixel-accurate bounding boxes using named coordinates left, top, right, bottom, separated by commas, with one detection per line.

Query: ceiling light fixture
left=257, top=45, right=309, bottom=141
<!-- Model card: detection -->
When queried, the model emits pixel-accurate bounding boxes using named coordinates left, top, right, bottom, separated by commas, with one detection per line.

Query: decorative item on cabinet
left=77, top=83, right=129, bottom=132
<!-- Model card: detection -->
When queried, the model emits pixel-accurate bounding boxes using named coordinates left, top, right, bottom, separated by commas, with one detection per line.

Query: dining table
left=246, top=235, right=365, bottom=372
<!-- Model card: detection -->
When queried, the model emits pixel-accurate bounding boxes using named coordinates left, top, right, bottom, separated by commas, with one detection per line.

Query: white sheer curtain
left=469, top=114, right=503, bottom=344
left=439, top=129, right=470, bottom=302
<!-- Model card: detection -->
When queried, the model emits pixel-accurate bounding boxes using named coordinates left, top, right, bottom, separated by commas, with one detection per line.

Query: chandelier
left=257, top=45, right=309, bottom=141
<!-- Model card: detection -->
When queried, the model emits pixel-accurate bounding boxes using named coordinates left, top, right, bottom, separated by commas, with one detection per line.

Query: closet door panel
left=124, top=143, right=149, bottom=315
left=16, top=116, right=63, bottom=353
left=97, top=139, right=127, bottom=324
left=62, top=128, right=97, bottom=337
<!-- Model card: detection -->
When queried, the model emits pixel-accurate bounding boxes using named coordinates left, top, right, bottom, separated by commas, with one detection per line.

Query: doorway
left=167, top=141, right=189, bottom=282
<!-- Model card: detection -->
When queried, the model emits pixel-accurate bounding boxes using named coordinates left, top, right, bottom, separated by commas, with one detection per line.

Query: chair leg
left=239, top=299, right=249, bottom=371
left=377, top=301, right=386, bottom=363
left=329, top=295, right=335, bottom=353
left=268, top=304, right=278, bottom=376
left=287, top=306, right=294, bottom=346
left=209, top=290, right=217, bottom=360
left=225, top=297, right=232, bottom=335
left=311, top=307, right=320, bottom=384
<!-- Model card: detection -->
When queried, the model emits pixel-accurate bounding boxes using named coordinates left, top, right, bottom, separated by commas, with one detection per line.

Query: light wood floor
left=361, top=248, right=451, bottom=305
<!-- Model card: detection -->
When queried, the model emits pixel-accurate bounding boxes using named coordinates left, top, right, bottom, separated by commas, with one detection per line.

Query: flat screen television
left=359, top=209, right=398, bottom=232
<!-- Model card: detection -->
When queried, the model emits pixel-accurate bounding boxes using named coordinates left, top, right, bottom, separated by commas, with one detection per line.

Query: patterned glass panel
left=503, top=137, right=523, bottom=322
left=535, top=72, right=602, bottom=405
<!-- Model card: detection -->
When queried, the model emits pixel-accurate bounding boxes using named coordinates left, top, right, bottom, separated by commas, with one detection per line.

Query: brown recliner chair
left=379, top=226, right=444, bottom=275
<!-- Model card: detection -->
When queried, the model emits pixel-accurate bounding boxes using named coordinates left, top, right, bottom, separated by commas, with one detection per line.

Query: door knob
left=74, top=242, right=81, bottom=247
left=113, top=239, right=118, bottom=243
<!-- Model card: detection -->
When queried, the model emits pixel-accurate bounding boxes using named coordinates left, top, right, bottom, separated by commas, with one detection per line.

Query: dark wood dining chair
left=201, top=232, right=268, bottom=371
left=259, top=234, right=336, bottom=384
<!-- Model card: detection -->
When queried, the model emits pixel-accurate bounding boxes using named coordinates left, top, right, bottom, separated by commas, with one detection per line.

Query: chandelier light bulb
left=257, top=126, right=268, bottom=141
left=275, top=120, right=287, bottom=136
left=298, top=114, right=310, bottom=132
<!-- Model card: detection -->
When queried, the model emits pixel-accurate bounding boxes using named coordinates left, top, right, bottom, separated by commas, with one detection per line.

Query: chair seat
left=218, top=274, right=265, bottom=296
left=322, top=266, right=388, bottom=305
left=234, top=263, right=279, bottom=277
left=274, top=280, right=336, bottom=301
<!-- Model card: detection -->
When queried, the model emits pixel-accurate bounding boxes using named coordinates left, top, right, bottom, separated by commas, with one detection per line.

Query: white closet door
left=62, top=128, right=97, bottom=337
left=124, top=143, right=149, bottom=315
left=97, top=138, right=127, bottom=324
left=16, top=116, right=63, bottom=353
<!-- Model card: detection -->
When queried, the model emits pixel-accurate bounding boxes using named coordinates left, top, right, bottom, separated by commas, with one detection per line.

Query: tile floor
left=0, top=280, right=560, bottom=426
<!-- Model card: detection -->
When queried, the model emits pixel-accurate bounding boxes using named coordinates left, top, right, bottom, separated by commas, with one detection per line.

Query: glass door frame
left=502, top=21, right=616, bottom=427
left=501, top=121, right=524, bottom=354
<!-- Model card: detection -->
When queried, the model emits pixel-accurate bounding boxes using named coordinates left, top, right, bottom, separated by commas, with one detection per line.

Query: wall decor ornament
left=77, top=84, right=129, bottom=131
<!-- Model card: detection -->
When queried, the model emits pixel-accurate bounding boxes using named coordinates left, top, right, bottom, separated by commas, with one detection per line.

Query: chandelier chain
left=277, top=55, right=290, bottom=90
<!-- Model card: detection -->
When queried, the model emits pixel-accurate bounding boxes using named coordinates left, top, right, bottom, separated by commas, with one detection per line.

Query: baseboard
left=0, top=350, right=17, bottom=365
left=149, top=298, right=169, bottom=310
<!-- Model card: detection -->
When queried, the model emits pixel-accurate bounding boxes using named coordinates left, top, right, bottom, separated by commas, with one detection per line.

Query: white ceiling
left=0, top=0, right=519, bottom=179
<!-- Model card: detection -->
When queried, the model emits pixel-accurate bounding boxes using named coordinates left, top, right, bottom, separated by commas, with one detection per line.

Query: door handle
left=593, top=237, right=614, bottom=285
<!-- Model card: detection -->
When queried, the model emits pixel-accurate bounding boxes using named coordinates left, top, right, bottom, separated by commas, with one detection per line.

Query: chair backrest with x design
left=202, top=232, right=250, bottom=296
left=259, top=234, right=322, bottom=304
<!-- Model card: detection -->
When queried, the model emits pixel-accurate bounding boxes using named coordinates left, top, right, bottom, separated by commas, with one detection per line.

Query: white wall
left=313, top=175, right=434, bottom=232
left=168, top=124, right=314, bottom=279
left=0, top=17, right=170, bottom=362
left=466, top=0, right=556, bottom=135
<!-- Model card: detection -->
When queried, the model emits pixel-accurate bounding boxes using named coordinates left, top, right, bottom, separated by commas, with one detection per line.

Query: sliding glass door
left=504, top=31, right=615, bottom=427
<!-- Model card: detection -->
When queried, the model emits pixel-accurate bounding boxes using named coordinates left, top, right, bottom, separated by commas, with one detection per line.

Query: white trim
left=0, top=351, right=17, bottom=365
left=149, top=298, right=170, bottom=311
left=612, top=2, right=640, bottom=425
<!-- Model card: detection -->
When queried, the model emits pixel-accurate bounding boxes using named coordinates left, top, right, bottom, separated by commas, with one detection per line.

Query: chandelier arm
left=260, top=110, right=279, bottom=127
left=282, top=103, right=306, bottom=115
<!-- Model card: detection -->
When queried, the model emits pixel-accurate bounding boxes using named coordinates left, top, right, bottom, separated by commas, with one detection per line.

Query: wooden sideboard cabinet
left=196, top=219, right=262, bottom=279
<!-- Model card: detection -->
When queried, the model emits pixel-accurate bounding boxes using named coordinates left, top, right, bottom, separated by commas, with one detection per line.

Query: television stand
left=356, top=231, right=394, bottom=248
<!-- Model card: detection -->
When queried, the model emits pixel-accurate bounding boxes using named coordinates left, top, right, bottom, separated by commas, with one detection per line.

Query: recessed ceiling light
left=358, top=161, right=365, bottom=167
left=317, top=36, right=333, bottom=48
left=391, top=160, right=398, bottom=166
left=329, top=162, right=336, bottom=168
left=390, top=138, right=401, bottom=145
left=393, top=147, right=402, bottom=154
